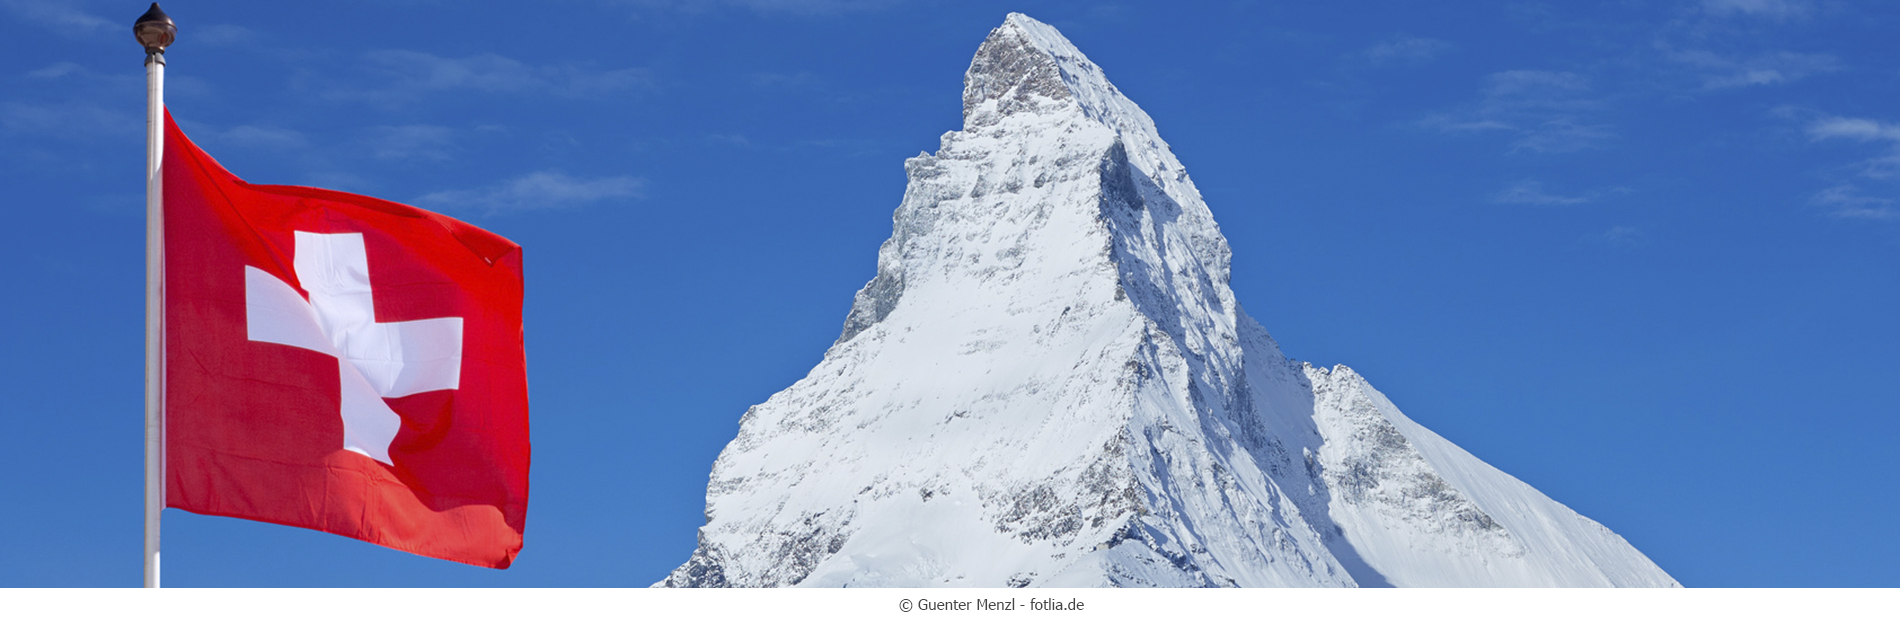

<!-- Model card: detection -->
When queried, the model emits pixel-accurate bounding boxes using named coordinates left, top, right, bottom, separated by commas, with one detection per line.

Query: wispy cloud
left=612, top=0, right=905, bottom=16
left=1701, top=0, right=1812, bottom=19
left=317, top=51, right=653, bottom=105
left=737, top=0, right=902, bottom=13
left=1423, top=70, right=1613, bottom=154
left=18, top=57, right=210, bottom=101
left=0, top=101, right=137, bottom=138
left=1492, top=180, right=1595, bottom=206
left=363, top=125, right=458, bottom=161
left=1361, top=36, right=1452, bottom=65
left=4, top=59, right=149, bottom=142
left=1807, top=115, right=1900, bottom=180
left=196, top=24, right=264, bottom=47
left=1084, top=3, right=1135, bottom=22
left=706, top=133, right=755, bottom=148
left=1484, top=70, right=1589, bottom=99
left=1808, top=116, right=1900, bottom=143
left=1, top=0, right=111, bottom=38
left=27, top=62, right=87, bottom=79
left=301, top=171, right=374, bottom=194
left=1665, top=48, right=1838, bottom=89
left=747, top=71, right=821, bottom=90
left=417, top=171, right=646, bottom=215
left=1810, top=185, right=1898, bottom=221
left=23, top=60, right=140, bottom=89
left=1800, top=114, right=1900, bottom=221
left=213, top=125, right=309, bottom=150
left=1596, top=225, right=1649, bottom=248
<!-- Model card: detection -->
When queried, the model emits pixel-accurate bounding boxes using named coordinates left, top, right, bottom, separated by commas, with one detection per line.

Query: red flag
left=162, top=110, right=529, bottom=569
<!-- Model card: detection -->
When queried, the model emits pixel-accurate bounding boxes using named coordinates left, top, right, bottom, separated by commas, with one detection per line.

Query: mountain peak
left=961, top=14, right=1148, bottom=134
left=961, top=13, right=1076, bottom=121
left=662, top=15, right=1677, bottom=589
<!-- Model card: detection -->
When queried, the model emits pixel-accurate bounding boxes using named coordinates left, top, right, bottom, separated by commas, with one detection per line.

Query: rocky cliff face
left=660, top=13, right=1677, bottom=588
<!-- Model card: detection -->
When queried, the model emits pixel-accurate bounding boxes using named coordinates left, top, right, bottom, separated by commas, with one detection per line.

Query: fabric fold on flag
left=163, top=109, right=529, bottom=569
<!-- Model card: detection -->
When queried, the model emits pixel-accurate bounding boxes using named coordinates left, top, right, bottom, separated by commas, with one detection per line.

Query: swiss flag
left=162, top=110, right=529, bottom=568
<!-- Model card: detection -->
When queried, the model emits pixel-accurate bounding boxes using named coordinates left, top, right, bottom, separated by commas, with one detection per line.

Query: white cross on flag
left=162, top=111, right=529, bottom=568
left=245, top=232, right=466, bottom=465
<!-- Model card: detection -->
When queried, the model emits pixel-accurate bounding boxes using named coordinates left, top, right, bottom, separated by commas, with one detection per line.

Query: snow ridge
left=660, top=13, right=1677, bottom=588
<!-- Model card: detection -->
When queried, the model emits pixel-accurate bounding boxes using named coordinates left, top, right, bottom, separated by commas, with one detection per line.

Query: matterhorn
left=661, top=13, right=1677, bottom=588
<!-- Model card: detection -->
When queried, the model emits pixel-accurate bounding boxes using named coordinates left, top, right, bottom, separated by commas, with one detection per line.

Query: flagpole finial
left=134, top=3, right=175, bottom=58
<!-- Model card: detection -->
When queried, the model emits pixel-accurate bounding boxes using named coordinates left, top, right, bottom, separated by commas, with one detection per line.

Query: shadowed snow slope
left=659, top=13, right=1677, bottom=588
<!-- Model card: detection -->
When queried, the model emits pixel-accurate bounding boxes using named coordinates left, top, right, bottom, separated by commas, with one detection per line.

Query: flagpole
left=136, top=3, right=175, bottom=590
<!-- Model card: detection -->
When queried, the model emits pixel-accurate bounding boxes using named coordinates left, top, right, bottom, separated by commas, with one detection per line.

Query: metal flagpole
left=135, top=3, right=175, bottom=589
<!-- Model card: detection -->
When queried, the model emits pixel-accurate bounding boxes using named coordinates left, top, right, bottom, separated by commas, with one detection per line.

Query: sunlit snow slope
left=660, top=13, right=1678, bottom=588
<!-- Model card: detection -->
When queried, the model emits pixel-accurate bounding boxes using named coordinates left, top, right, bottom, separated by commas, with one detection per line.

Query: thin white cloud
left=737, top=0, right=900, bottom=12
left=300, top=171, right=374, bottom=194
left=1, top=0, right=112, bottom=38
left=1493, top=180, right=1593, bottom=206
left=748, top=71, right=820, bottom=90
left=1085, top=3, right=1135, bottom=22
left=1846, top=154, right=1898, bottom=180
left=320, top=51, right=653, bottom=105
left=1808, top=117, right=1900, bottom=143
left=611, top=0, right=905, bottom=16
left=1801, top=115, right=1900, bottom=221
left=215, top=125, right=309, bottom=150
left=1667, top=49, right=1839, bottom=89
left=6, top=59, right=152, bottom=143
left=1510, top=120, right=1616, bottom=155
left=1361, top=36, right=1451, bottom=65
left=363, top=125, right=457, bottom=161
left=706, top=133, right=755, bottom=147
left=1423, top=70, right=1612, bottom=154
left=18, top=57, right=210, bottom=103
left=1808, top=115, right=1900, bottom=180
left=23, top=60, right=140, bottom=89
left=0, top=101, right=137, bottom=138
left=27, top=62, right=87, bottom=79
left=1701, top=0, right=1812, bottom=19
left=417, top=171, right=646, bottom=215
left=1484, top=70, right=1589, bottom=96
left=196, top=24, right=263, bottom=47
left=1810, top=185, right=1898, bottom=221
left=1597, top=226, right=1648, bottom=247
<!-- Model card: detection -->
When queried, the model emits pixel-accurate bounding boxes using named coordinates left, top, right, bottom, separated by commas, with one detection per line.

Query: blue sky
left=2, top=0, right=1896, bottom=587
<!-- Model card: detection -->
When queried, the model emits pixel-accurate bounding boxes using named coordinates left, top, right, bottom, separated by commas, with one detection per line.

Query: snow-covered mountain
left=660, top=13, right=1677, bottom=588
